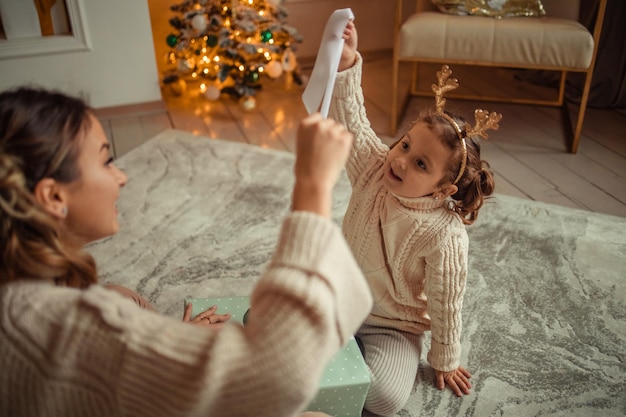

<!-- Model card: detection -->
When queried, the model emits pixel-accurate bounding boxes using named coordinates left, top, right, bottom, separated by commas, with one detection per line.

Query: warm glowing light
left=214, top=56, right=220, bottom=62
left=203, top=68, right=209, bottom=74
left=200, top=83, right=207, bottom=92
left=264, top=51, right=271, bottom=59
left=274, top=109, right=285, bottom=124
left=259, top=10, right=264, bottom=16
left=258, top=67, right=264, bottom=73
left=238, top=65, right=245, bottom=71
left=257, top=47, right=264, bottom=53
left=191, top=72, right=198, bottom=78
left=202, top=56, right=209, bottom=63
left=268, top=39, right=274, bottom=45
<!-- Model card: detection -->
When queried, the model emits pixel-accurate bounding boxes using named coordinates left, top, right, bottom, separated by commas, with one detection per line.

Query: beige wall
left=284, top=0, right=395, bottom=58
left=0, top=0, right=161, bottom=109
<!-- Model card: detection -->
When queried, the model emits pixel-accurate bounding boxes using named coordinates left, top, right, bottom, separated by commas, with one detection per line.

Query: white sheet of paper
left=302, top=8, right=354, bottom=118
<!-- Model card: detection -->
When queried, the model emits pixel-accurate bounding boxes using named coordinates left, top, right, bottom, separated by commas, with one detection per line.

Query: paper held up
left=302, top=8, right=354, bottom=118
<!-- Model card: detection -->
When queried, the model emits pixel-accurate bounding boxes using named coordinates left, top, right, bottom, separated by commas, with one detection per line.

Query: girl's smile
left=382, top=122, right=456, bottom=199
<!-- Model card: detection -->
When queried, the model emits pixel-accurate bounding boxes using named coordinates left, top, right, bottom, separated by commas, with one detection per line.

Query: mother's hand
left=183, top=303, right=232, bottom=329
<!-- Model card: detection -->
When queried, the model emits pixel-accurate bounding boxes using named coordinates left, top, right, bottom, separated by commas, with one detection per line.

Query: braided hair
left=0, top=87, right=97, bottom=287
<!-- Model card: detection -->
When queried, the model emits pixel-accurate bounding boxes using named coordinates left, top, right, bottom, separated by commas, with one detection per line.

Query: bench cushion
left=398, top=12, right=594, bottom=69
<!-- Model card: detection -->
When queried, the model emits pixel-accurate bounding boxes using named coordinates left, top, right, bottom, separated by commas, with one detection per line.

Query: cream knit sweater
left=0, top=212, right=372, bottom=417
left=329, top=54, right=469, bottom=372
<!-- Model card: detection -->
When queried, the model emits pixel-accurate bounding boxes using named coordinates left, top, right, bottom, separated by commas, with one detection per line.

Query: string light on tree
left=162, top=0, right=303, bottom=110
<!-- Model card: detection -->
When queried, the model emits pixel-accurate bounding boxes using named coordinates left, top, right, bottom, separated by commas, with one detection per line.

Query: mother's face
left=59, top=115, right=127, bottom=247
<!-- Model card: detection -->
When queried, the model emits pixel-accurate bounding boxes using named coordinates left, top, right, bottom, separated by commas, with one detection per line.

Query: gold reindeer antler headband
left=431, top=65, right=502, bottom=184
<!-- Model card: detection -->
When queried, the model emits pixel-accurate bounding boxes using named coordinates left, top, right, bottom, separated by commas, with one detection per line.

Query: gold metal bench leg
left=571, top=69, right=594, bottom=154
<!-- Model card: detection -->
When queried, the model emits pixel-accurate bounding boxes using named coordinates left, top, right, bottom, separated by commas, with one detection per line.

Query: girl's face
left=60, top=115, right=127, bottom=247
left=382, top=121, right=455, bottom=199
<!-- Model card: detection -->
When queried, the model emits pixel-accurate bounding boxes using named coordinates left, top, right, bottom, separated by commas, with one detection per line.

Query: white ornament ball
left=204, top=85, right=221, bottom=101
left=265, top=60, right=283, bottom=79
left=281, top=49, right=297, bottom=72
left=239, top=96, right=256, bottom=111
left=191, top=14, right=208, bottom=32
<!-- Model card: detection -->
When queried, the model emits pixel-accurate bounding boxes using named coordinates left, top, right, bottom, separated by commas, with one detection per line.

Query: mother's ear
left=33, top=178, right=68, bottom=219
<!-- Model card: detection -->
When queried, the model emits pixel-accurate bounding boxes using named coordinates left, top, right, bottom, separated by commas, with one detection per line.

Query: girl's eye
left=402, top=141, right=409, bottom=150
left=416, top=159, right=426, bottom=170
left=105, top=156, right=114, bottom=166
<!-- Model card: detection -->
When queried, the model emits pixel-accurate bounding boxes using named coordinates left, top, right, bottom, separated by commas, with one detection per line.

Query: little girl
left=329, top=22, right=501, bottom=416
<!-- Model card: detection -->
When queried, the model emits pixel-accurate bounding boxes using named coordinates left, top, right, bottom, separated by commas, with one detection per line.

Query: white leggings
left=357, top=325, right=424, bottom=416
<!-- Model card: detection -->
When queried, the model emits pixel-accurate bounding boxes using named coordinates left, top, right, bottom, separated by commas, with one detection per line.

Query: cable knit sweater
left=328, top=54, right=469, bottom=372
left=0, top=212, right=372, bottom=417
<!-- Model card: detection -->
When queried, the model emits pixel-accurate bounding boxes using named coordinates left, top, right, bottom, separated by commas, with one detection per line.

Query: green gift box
left=185, top=296, right=370, bottom=417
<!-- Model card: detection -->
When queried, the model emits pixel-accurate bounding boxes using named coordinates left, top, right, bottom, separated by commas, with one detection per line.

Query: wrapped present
left=185, top=296, right=370, bottom=417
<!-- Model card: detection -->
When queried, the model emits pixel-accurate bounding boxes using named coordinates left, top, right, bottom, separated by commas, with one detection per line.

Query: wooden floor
left=96, top=55, right=626, bottom=218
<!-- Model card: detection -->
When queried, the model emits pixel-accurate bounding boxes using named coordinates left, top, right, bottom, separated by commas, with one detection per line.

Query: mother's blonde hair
left=0, top=87, right=97, bottom=287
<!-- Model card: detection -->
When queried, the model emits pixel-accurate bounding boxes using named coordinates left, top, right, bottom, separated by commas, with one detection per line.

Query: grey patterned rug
left=87, top=129, right=626, bottom=417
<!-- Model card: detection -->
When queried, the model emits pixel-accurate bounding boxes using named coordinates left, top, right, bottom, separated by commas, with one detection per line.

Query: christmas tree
left=162, top=0, right=303, bottom=110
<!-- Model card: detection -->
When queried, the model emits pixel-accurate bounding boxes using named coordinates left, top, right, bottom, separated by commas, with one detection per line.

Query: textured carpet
left=87, top=129, right=626, bottom=416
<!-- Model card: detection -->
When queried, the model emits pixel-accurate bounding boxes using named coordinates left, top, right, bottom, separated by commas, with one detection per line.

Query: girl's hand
left=183, top=303, right=232, bottom=329
left=435, top=366, right=472, bottom=397
left=339, top=20, right=358, bottom=72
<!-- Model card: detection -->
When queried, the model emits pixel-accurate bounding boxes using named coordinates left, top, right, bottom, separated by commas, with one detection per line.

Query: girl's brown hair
left=415, top=109, right=496, bottom=225
left=0, top=87, right=97, bottom=287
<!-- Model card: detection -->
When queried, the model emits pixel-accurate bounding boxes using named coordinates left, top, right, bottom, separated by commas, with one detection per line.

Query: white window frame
left=0, top=0, right=91, bottom=59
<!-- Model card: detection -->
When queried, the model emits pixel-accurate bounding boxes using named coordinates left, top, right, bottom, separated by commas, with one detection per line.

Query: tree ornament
left=260, top=30, right=273, bottom=43
left=204, top=84, right=221, bottom=101
left=264, top=60, right=283, bottom=79
left=207, top=34, right=218, bottom=47
left=281, top=49, right=297, bottom=72
left=191, top=14, right=208, bottom=32
left=166, top=33, right=179, bottom=47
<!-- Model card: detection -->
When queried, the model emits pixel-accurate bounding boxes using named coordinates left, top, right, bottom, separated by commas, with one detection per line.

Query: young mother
left=0, top=87, right=372, bottom=417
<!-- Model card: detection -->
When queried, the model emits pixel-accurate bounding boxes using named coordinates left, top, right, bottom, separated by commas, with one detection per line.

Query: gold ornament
left=165, top=78, right=187, bottom=96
